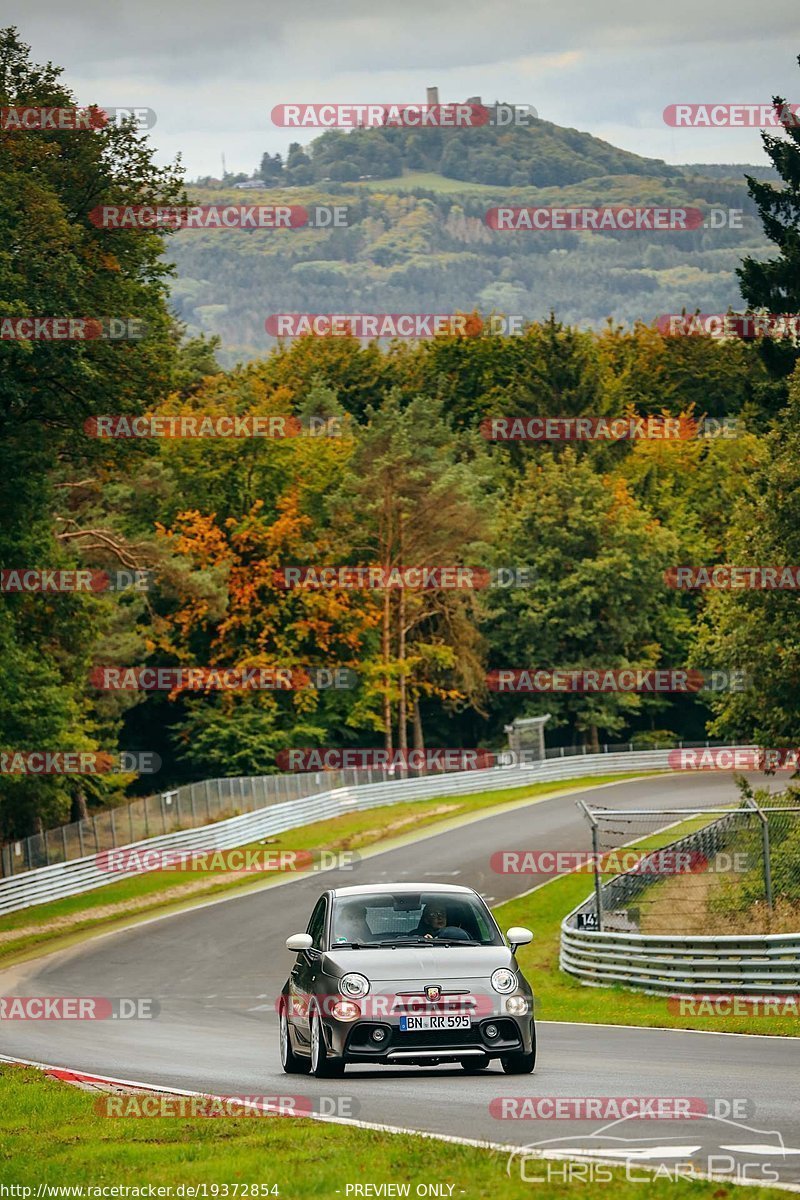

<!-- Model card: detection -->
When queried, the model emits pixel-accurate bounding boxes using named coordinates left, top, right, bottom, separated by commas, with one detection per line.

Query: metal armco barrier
left=561, top=807, right=800, bottom=995
left=0, top=746, right=692, bottom=916
left=560, top=924, right=800, bottom=995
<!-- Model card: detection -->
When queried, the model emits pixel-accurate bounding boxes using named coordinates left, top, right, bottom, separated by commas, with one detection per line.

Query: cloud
left=11, top=2, right=799, bottom=175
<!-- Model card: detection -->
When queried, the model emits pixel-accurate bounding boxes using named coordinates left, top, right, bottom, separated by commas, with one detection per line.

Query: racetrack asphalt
left=2, top=771, right=799, bottom=1188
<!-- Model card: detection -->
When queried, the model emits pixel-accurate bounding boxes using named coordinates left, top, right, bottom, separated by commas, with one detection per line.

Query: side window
left=306, top=898, right=327, bottom=949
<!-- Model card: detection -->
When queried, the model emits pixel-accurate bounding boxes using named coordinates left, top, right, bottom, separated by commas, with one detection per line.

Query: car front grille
left=390, top=1027, right=475, bottom=1048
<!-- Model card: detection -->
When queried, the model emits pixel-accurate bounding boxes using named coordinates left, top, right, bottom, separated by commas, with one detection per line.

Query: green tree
left=696, top=366, right=800, bottom=743
left=0, top=27, right=185, bottom=833
left=487, top=451, right=678, bottom=748
left=332, top=391, right=494, bottom=755
left=737, top=55, right=800, bottom=387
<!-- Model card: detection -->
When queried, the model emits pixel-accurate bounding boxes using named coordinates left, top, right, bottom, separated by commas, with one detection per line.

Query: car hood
left=322, top=945, right=514, bottom=981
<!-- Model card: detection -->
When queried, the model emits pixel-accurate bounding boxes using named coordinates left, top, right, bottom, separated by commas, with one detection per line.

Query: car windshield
left=329, top=891, right=503, bottom=948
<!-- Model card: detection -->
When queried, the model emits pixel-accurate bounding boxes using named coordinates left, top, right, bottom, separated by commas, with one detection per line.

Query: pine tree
left=737, top=55, right=800, bottom=386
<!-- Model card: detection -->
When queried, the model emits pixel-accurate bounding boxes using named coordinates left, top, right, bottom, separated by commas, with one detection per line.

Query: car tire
left=279, top=1001, right=310, bottom=1074
left=310, top=1007, right=345, bottom=1078
left=461, top=1057, right=490, bottom=1073
left=501, top=1024, right=536, bottom=1074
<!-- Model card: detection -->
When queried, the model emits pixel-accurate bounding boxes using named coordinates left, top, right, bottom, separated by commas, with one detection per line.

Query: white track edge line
left=1, top=1053, right=798, bottom=1195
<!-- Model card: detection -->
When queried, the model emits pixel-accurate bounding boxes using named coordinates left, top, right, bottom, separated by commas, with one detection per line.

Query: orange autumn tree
left=153, top=494, right=381, bottom=776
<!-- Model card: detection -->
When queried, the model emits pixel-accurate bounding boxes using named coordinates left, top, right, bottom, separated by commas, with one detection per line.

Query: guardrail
left=561, top=810, right=800, bottom=995
left=4, top=739, right=732, bottom=878
left=0, top=746, right=687, bottom=916
left=560, top=924, right=800, bottom=995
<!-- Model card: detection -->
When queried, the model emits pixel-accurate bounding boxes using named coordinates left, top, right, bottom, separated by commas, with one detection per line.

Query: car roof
left=330, top=883, right=477, bottom=898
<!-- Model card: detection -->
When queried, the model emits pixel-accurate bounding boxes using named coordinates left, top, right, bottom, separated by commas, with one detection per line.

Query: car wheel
left=279, top=1001, right=310, bottom=1074
left=461, top=1057, right=490, bottom=1072
left=501, top=1024, right=536, bottom=1074
left=310, top=1007, right=345, bottom=1078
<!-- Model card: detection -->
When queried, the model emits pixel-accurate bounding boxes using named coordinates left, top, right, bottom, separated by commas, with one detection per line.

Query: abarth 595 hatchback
left=278, top=883, right=535, bottom=1076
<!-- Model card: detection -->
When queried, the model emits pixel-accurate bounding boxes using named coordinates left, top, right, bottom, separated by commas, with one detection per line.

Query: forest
left=2, top=28, right=800, bottom=840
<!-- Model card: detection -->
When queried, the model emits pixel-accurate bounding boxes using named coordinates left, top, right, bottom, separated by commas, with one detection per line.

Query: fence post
left=190, top=784, right=197, bottom=824
left=77, top=822, right=84, bottom=858
left=205, top=779, right=212, bottom=820
left=110, top=806, right=117, bottom=848
left=577, top=799, right=603, bottom=932
left=62, top=824, right=68, bottom=861
left=129, top=804, right=135, bottom=845
left=92, top=816, right=99, bottom=854
left=746, top=796, right=774, bottom=910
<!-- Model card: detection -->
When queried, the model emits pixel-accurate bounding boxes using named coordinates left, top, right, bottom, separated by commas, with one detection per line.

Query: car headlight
left=491, top=968, right=517, bottom=994
left=339, top=972, right=370, bottom=997
left=506, top=995, right=529, bottom=1015
left=330, top=1000, right=361, bottom=1021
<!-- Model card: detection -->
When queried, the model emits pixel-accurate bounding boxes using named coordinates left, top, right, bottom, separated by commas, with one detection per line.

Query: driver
left=415, top=903, right=448, bottom=939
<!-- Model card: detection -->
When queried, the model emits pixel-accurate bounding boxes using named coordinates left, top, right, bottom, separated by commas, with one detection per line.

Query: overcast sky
left=13, top=1, right=800, bottom=177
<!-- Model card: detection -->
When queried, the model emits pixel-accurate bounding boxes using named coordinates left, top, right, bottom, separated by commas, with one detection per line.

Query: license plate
left=399, top=1015, right=471, bottom=1031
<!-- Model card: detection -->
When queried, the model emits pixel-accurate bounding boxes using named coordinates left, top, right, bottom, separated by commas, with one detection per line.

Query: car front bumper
left=322, top=994, right=535, bottom=1064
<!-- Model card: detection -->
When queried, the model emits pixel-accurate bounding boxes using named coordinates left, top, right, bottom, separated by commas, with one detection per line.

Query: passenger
left=336, top=903, right=372, bottom=943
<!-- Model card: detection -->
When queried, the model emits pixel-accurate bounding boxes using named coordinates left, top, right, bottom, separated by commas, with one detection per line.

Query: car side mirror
left=285, top=933, right=313, bottom=952
left=506, top=926, right=533, bottom=953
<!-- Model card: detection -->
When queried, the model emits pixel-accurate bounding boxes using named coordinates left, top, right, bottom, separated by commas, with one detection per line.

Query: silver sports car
left=279, top=882, right=535, bottom=1076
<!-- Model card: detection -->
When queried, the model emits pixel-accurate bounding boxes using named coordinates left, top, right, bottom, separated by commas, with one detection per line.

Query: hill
left=259, top=114, right=674, bottom=189
left=171, top=123, right=772, bottom=365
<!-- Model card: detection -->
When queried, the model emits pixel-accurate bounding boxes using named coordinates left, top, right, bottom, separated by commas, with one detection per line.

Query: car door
left=289, top=895, right=327, bottom=1043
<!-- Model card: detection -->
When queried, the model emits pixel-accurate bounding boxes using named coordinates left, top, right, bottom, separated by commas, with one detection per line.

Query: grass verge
left=496, top=816, right=800, bottom=1037
left=0, top=1064, right=789, bottom=1199
left=0, top=772, right=651, bottom=967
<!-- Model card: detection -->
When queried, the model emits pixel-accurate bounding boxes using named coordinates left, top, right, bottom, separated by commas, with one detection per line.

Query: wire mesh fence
left=0, top=772, right=347, bottom=878
left=575, top=790, right=800, bottom=936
